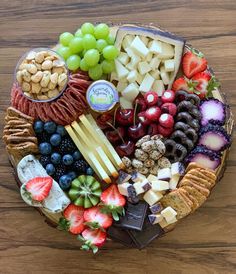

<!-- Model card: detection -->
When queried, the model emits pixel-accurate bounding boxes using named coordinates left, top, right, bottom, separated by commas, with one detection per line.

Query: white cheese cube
left=149, top=57, right=161, bottom=70
left=139, top=73, right=155, bottom=92
left=160, top=66, right=171, bottom=85
left=138, top=61, right=151, bottom=75
left=117, top=170, right=132, bottom=184
left=171, top=162, right=185, bottom=176
left=122, top=35, right=134, bottom=50
left=157, top=168, right=171, bottom=181
left=140, top=36, right=149, bottom=46
left=117, top=52, right=130, bottom=66
left=115, top=60, right=129, bottom=79
left=126, top=55, right=141, bottom=71
left=121, top=83, right=139, bottom=102
left=117, top=81, right=128, bottom=93
left=125, top=47, right=136, bottom=58
left=110, top=71, right=118, bottom=81
left=119, top=96, right=133, bottom=109
left=118, top=182, right=132, bottom=196
left=136, top=73, right=143, bottom=85
left=169, top=175, right=180, bottom=190
left=149, top=40, right=162, bottom=54
left=147, top=174, right=159, bottom=183
left=143, top=189, right=163, bottom=206
left=133, top=182, right=145, bottom=195
left=158, top=43, right=174, bottom=59
left=159, top=218, right=169, bottom=228
left=146, top=52, right=153, bottom=62
left=130, top=36, right=149, bottom=58
left=131, top=171, right=146, bottom=183
left=150, top=70, right=160, bottom=80
left=127, top=70, right=138, bottom=83
left=161, top=206, right=177, bottom=222
left=152, top=80, right=165, bottom=96
left=164, top=59, right=175, bottom=72
left=151, top=180, right=169, bottom=192
left=167, top=216, right=177, bottom=224
left=148, top=214, right=163, bottom=225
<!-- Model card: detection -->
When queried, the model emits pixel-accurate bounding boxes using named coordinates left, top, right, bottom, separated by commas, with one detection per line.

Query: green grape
left=80, top=58, right=89, bottom=71
left=66, top=55, right=81, bottom=71
left=102, top=45, right=119, bottom=60
left=59, top=32, right=74, bottom=46
left=82, top=34, right=96, bottom=50
left=69, top=37, right=84, bottom=54
left=84, top=49, right=100, bottom=67
left=94, top=23, right=109, bottom=39
left=57, top=46, right=72, bottom=60
left=101, top=60, right=115, bottom=74
left=75, top=29, right=83, bottom=38
left=88, top=64, right=103, bottom=80
left=96, top=39, right=108, bottom=52
left=106, top=34, right=115, bottom=45
left=81, top=22, right=95, bottom=35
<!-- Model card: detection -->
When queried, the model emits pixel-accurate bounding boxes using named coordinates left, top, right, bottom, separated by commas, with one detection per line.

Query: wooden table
left=1, top=1, right=236, bottom=273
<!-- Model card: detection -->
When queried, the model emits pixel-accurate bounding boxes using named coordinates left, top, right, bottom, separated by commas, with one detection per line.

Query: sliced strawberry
left=58, top=204, right=85, bottom=234
left=172, top=77, right=198, bottom=93
left=100, top=184, right=126, bottom=221
left=182, top=49, right=207, bottom=78
left=161, top=90, right=175, bottom=103
left=144, top=91, right=159, bottom=106
left=25, top=176, right=53, bottom=202
left=84, top=206, right=113, bottom=229
left=145, top=106, right=161, bottom=121
left=161, top=103, right=177, bottom=116
left=78, top=228, right=107, bottom=253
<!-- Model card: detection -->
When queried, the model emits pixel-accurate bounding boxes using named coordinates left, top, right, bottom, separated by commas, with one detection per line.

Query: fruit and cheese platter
left=3, top=22, right=234, bottom=253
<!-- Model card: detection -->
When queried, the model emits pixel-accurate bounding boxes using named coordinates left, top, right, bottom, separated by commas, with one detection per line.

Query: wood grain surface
left=0, top=1, right=236, bottom=273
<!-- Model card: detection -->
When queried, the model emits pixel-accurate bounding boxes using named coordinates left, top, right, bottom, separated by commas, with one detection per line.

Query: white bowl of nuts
left=15, top=48, right=69, bottom=102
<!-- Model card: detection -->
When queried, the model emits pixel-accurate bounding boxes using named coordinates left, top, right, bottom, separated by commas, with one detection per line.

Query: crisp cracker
left=179, top=179, right=210, bottom=197
left=181, top=185, right=206, bottom=206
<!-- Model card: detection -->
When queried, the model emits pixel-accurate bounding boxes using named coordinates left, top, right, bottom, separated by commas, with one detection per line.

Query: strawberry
left=157, top=124, right=173, bottom=137
left=78, top=228, right=107, bottom=253
left=159, top=113, right=174, bottom=128
left=25, top=176, right=53, bottom=202
left=192, top=72, right=220, bottom=99
left=145, top=107, right=161, bottom=121
left=172, top=77, right=196, bottom=93
left=100, top=184, right=126, bottom=221
left=161, top=103, right=177, bottom=116
left=144, top=91, right=159, bottom=106
left=58, top=204, right=85, bottom=235
left=182, top=49, right=207, bottom=78
left=84, top=206, right=113, bottom=229
left=161, top=90, right=175, bottom=103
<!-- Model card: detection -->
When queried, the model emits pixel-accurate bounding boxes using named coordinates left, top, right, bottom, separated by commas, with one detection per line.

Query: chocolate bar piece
left=114, top=201, right=148, bottom=231
left=128, top=216, right=165, bottom=249
left=107, top=226, right=135, bottom=247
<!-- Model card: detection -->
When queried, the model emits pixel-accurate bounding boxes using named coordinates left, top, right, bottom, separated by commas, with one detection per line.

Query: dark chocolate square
left=128, top=216, right=165, bottom=249
left=114, top=201, right=148, bottom=231
left=107, top=226, right=135, bottom=247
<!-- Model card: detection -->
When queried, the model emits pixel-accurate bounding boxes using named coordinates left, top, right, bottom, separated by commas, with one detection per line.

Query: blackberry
left=40, top=155, right=51, bottom=167
left=73, top=160, right=88, bottom=174
left=37, top=131, right=51, bottom=143
left=58, top=137, right=76, bottom=154
left=53, top=164, right=67, bottom=182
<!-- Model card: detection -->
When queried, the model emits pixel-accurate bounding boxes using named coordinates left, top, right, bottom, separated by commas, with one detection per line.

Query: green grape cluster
left=57, top=23, right=118, bottom=81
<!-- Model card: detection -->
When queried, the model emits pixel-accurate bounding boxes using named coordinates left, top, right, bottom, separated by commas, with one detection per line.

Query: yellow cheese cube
left=150, top=70, right=160, bottom=80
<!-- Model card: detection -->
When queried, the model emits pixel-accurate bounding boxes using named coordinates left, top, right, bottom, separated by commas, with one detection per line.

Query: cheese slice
left=80, top=114, right=124, bottom=169
left=65, top=125, right=111, bottom=183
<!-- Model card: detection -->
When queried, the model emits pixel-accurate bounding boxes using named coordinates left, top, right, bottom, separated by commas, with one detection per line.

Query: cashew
left=42, top=60, right=53, bottom=70
left=50, top=72, right=58, bottom=84
left=41, top=87, right=49, bottom=93
left=19, top=62, right=28, bottom=70
left=35, top=52, right=44, bottom=63
left=31, top=82, right=41, bottom=94
left=31, top=71, right=43, bottom=83
left=22, top=82, right=31, bottom=92
left=58, top=73, right=67, bottom=86
left=16, top=71, right=23, bottom=84
left=37, top=94, right=48, bottom=100
left=58, top=84, right=64, bottom=92
left=48, top=89, right=59, bottom=98
left=48, top=81, right=57, bottom=90
left=45, top=55, right=56, bottom=61
left=40, top=71, right=51, bottom=87
left=53, top=59, right=65, bottom=67
left=52, top=67, right=64, bottom=74
left=22, top=69, right=31, bottom=82
left=26, top=64, right=37, bottom=74
left=26, top=51, right=36, bottom=60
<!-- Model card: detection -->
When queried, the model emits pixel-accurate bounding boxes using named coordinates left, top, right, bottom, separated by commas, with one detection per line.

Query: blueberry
left=72, top=150, right=82, bottom=160
left=51, top=153, right=61, bottom=165
left=56, top=125, right=67, bottom=137
left=34, top=120, right=44, bottom=134
left=46, top=163, right=55, bottom=175
left=86, top=167, right=94, bottom=175
left=59, top=175, right=72, bottom=190
left=50, top=133, right=62, bottom=146
left=39, top=142, right=52, bottom=155
left=62, top=154, right=74, bottom=166
left=67, top=171, right=77, bottom=180
left=44, top=121, right=57, bottom=134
